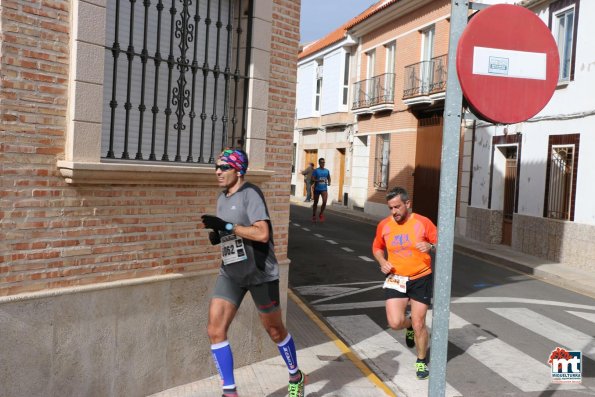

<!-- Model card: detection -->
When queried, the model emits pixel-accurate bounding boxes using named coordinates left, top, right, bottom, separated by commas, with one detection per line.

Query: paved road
left=288, top=204, right=595, bottom=397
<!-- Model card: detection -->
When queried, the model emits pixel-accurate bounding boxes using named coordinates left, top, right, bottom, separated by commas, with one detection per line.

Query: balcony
left=402, top=54, right=447, bottom=106
left=352, top=73, right=395, bottom=115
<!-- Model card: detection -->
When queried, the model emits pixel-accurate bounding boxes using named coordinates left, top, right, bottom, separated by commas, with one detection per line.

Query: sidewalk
left=150, top=290, right=394, bottom=397
left=152, top=199, right=595, bottom=397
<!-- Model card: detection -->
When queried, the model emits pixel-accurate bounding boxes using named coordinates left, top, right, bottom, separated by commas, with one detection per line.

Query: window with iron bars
left=544, top=134, right=580, bottom=221
left=102, top=0, right=252, bottom=164
left=374, top=134, right=390, bottom=190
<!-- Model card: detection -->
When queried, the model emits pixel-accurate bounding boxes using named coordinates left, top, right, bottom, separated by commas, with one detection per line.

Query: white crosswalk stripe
left=319, top=309, right=591, bottom=394
left=327, top=314, right=463, bottom=397
left=567, top=310, right=595, bottom=324
left=448, top=312, right=584, bottom=392
left=310, top=285, right=381, bottom=305
left=489, top=307, right=595, bottom=358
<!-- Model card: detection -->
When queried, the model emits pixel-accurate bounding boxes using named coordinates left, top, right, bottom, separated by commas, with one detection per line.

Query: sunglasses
left=215, top=164, right=235, bottom=172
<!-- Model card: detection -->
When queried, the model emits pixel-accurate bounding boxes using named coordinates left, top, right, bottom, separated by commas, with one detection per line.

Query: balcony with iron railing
left=352, top=73, right=395, bottom=114
left=402, top=54, right=447, bottom=106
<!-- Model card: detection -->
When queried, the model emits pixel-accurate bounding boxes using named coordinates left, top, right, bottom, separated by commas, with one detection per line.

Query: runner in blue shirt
left=311, top=157, right=331, bottom=223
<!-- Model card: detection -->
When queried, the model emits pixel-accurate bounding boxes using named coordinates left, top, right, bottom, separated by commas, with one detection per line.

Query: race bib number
left=317, top=177, right=327, bottom=186
left=220, top=233, right=247, bottom=265
left=383, top=274, right=409, bottom=293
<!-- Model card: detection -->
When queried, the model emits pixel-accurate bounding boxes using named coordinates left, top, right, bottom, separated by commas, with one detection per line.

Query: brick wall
left=357, top=0, right=451, bottom=206
left=264, top=0, right=300, bottom=260
left=0, top=0, right=300, bottom=296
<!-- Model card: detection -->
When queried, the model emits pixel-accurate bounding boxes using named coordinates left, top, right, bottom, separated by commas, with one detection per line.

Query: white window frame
left=421, top=26, right=435, bottom=94
left=553, top=5, right=575, bottom=82
left=384, top=42, right=396, bottom=100
left=366, top=49, right=376, bottom=101
left=314, top=63, right=323, bottom=113
left=342, top=52, right=350, bottom=108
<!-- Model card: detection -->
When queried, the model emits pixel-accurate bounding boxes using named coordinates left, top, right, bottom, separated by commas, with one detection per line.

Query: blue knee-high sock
left=277, top=333, right=299, bottom=375
left=211, top=341, right=236, bottom=390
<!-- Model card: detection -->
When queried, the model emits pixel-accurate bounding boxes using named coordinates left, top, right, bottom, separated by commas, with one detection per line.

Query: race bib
left=383, top=274, right=409, bottom=293
left=220, top=233, right=248, bottom=265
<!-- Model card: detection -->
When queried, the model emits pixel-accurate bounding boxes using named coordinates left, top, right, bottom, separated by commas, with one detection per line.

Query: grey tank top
left=216, top=182, right=279, bottom=286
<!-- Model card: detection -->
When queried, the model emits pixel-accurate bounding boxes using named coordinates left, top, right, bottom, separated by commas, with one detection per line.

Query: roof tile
left=299, top=0, right=400, bottom=60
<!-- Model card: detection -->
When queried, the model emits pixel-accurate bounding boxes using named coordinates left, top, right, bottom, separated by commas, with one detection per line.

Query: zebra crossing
left=294, top=283, right=595, bottom=396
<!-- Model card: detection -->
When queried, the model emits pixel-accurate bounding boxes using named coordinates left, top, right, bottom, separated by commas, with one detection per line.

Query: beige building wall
left=0, top=0, right=300, bottom=395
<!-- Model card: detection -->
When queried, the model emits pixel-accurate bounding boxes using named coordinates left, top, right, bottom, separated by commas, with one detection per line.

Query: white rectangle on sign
left=473, top=47, right=546, bottom=80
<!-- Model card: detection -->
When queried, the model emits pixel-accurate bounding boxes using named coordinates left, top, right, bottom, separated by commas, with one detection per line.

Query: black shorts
left=212, top=275, right=280, bottom=313
left=384, top=272, right=433, bottom=306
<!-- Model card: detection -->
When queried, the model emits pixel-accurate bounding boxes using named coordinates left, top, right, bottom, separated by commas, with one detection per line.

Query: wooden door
left=502, top=151, right=517, bottom=246
left=412, top=115, right=443, bottom=224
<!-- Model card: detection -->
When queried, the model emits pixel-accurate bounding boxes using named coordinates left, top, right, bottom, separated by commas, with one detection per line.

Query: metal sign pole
left=428, top=1, right=469, bottom=396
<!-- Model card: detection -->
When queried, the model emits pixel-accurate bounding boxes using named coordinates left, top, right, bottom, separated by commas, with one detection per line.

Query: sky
left=299, top=0, right=377, bottom=44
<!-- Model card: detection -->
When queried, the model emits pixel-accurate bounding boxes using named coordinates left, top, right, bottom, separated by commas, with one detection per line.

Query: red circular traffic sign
left=456, top=4, right=559, bottom=124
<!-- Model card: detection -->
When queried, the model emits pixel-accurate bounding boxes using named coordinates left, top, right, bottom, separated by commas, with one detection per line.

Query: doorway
left=304, top=150, right=317, bottom=197
left=337, top=148, right=346, bottom=203
left=502, top=147, right=518, bottom=245
left=413, top=114, right=443, bottom=224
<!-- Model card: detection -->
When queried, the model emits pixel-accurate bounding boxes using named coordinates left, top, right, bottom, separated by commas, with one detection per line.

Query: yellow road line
left=288, top=289, right=398, bottom=397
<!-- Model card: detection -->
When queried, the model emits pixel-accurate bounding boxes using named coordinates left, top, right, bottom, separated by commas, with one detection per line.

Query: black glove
left=202, top=214, right=231, bottom=231
left=208, top=231, right=221, bottom=245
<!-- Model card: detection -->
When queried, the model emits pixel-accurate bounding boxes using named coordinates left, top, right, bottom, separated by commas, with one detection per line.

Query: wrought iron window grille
left=102, top=0, right=253, bottom=165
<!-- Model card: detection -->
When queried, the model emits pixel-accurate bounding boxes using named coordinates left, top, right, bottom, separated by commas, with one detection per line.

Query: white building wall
left=469, top=124, right=495, bottom=209
left=576, top=136, right=595, bottom=224
left=350, top=135, right=370, bottom=209
left=516, top=125, right=548, bottom=218
left=462, top=0, right=595, bottom=267
left=515, top=0, right=595, bottom=224
left=291, top=128, right=301, bottom=194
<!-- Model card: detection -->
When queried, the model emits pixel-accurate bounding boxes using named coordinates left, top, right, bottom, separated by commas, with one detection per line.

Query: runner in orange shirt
left=372, top=186, right=437, bottom=380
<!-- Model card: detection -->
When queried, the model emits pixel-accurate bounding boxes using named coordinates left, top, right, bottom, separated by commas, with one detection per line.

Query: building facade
left=292, top=21, right=359, bottom=207
left=0, top=0, right=300, bottom=395
left=348, top=0, right=452, bottom=223
left=460, top=0, right=595, bottom=270
left=292, top=0, right=453, bottom=217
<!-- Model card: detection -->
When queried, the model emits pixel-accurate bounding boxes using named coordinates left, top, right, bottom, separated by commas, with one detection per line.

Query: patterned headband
left=218, top=149, right=249, bottom=175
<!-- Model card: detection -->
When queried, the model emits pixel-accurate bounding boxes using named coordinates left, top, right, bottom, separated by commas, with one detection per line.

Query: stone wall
left=465, top=206, right=503, bottom=244
left=0, top=269, right=288, bottom=397
left=512, top=214, right=595, bottom=271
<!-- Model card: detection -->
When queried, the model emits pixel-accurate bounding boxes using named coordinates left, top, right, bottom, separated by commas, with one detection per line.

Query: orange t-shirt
left=372, top=213, right=437, bottom=279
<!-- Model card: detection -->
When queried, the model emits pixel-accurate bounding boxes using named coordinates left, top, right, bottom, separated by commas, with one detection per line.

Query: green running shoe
left=415, top=360, right=429, bottom=380
left=288, top=370, right=306, bottom=397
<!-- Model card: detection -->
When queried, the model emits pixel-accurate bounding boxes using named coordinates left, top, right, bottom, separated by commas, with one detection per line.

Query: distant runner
left=311, top=157, right=331, bottom=223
